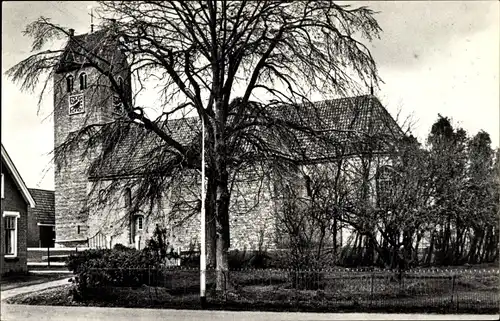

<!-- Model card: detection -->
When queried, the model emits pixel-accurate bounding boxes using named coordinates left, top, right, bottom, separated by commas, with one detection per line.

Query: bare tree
left=7, top=1, right=382, bottom=291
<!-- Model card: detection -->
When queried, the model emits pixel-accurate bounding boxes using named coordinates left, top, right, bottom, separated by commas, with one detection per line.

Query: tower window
left=66, top=75, right=74, bottom=93
left=79, top=72, right=87, bottom=90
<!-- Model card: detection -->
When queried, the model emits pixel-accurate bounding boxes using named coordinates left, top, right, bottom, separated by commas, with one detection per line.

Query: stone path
left=1, top=277, right=71, bottom=301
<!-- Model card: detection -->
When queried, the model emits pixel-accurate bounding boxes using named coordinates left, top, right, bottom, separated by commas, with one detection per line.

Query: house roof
left=28, top=188, right=55, bottom=225
left=1, top=144, right=36, bottom=208
left=88, top=95, right=403, bottom=179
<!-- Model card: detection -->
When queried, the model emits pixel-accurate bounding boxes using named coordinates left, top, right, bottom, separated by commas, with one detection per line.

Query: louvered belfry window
left=79, top=72, right=87, bottom=90
left=66, top=75, right=74, bottom=93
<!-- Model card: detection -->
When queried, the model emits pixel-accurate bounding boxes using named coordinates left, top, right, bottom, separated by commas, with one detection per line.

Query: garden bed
left=5, top=271, right=499, bottom=314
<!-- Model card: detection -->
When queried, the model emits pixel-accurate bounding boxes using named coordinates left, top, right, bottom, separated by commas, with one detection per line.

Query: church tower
left=53, top=26, right=131, bottom=247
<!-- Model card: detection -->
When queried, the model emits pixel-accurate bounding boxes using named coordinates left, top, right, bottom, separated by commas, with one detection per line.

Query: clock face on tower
left=69, top=93, right=85, bottom=115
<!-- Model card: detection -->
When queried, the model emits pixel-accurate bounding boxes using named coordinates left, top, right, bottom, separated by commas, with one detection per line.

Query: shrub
left=67, top=241, right=178, bottom=300
left=143, top=225, right=179, bottom=266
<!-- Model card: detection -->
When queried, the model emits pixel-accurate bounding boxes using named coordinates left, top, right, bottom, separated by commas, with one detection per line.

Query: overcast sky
left=2, top=1, right=499, bottom=190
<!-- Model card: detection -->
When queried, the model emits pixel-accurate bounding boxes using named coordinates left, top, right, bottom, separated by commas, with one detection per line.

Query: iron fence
left=27, top=247, right=86, bottom=266
left=77, top=267, right=499, bottom=313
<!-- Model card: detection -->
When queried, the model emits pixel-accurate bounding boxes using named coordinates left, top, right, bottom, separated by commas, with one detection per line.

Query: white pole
left=200, top=118, right=206, bottom=306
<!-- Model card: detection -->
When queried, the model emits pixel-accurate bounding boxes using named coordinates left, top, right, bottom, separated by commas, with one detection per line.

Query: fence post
left=47, top=246, right=50, bottom=267
left=450, top=274, right=456, bottom=311
left=370, top=272, right=374, bottom=307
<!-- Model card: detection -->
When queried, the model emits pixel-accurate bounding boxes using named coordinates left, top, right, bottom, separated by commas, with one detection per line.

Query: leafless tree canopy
left=7, top=1, right=383, bottom=290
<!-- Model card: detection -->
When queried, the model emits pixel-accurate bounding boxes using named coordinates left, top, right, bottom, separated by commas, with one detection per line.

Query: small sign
left=69, top=93, right=85, bottom=115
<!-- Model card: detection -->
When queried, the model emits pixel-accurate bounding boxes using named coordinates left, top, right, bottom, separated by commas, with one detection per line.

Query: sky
left=1, top=1, right=499, bottom=191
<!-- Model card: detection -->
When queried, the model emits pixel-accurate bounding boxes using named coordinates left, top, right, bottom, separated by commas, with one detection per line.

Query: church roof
left=55, top=29, right=122, bottom=74
left=277, top=95, right=403, bottom=160
left=88, top=95, right=403, bottom=179
left=28, top=188, right=55, bottom=225
left=88, top=117, right=200, bottom=179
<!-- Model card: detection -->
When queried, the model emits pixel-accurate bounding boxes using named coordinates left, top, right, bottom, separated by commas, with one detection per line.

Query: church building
left=52, top=28, right=403, bottom=252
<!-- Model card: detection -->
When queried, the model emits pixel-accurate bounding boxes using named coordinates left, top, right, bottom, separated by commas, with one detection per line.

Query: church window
left=79, top=72, right=87, bottom=90
left=136, top=215, right=143, bottom=231
left=66, top=75, right=74, bottom=93
left=118, top=77, right=124, bottom=92
left=113, top=76, right=125, bottom=114
left=98, top=189, right=106, bottom=204
left=124, top=188, right=131, bottom=208
left=376, top=166, right=393, bottom=207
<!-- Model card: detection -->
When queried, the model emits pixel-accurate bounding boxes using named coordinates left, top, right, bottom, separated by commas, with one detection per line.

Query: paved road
left=1, top=304, right=498, bottom=321
left=1, top=279, right=498, bottom=321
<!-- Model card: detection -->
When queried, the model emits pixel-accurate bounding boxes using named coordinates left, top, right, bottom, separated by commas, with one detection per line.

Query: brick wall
left=1, top=160, right=29, bottom=275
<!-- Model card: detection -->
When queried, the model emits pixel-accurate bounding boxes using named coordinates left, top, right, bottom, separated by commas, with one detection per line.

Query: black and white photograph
left=1, top=1, right=499, bottom=320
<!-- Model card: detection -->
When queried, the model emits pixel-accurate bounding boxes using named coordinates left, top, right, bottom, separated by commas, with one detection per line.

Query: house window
left=136, top=215, right=143, bottom=231
left=79, top=72, right=87, bottom=90
left=3, top=211, right=20, bottom=258
left=66, top=75, right=74, bottom=93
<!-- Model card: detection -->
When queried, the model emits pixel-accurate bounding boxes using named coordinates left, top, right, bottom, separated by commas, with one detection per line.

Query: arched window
left=98, top=189, right=106, bottom=204
left=117, top=77, right=124, bottom=92
left=79, top=72, right=87, bottom=90
left=66, top=75, right=74, bottom=93
left=124, top=188, right=131, bottom=208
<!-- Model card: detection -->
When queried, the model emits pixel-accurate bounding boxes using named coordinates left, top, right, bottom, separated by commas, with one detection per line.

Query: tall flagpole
left=200, top=117, right=206, bottom=307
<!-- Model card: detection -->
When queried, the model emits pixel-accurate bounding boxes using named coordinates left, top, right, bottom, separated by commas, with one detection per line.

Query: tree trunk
left=332, top=217, right=338, bottom=262
left=426, top=232, right=435, bottom=266
left=214, top=99, right=231, bottom=292
left=206, top=177, right=217, bottom=268
left=414, top=232, right=421, bottom=266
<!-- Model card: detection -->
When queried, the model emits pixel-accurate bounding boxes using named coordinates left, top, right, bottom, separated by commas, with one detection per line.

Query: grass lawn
left=0, top=273, right=71, bottom=291
left=5, top=269, right=499, bottom=314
